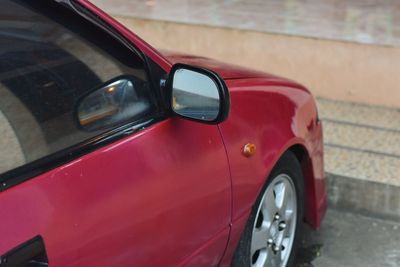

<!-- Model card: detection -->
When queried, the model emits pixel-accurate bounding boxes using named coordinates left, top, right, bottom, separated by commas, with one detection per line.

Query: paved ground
left=296, top=208, right=400, bottom=267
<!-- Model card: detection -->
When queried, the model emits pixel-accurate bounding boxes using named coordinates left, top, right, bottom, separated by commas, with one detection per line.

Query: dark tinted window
left=0, top=0, right=154, bottom=174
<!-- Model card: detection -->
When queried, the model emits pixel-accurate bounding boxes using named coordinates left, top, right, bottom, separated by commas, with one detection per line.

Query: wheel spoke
left=263, top=251, right=274, bottom=267
left=271, top=251, right=282, bottom=267
left=275, top=181, right=289, bottom=212
left=251, top=227, right=269, bottom=255
left=283, top=209, right=294, bottom=233
left=262, top=187, right=279, bottom=223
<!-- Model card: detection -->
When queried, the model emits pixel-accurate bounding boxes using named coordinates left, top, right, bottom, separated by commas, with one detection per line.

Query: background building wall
left=116, top=17, right=400, bottom=108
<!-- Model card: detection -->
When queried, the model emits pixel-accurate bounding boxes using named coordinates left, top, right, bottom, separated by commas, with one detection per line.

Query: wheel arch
left=287, top=143, right=321, bottom=229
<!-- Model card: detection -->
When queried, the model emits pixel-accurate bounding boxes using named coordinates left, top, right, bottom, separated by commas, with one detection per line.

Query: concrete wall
left=116, top=16, right=400, bottom=108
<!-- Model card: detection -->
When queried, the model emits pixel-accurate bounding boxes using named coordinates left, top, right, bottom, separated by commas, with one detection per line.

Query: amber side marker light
left=242, top=143, right=256, bottom=157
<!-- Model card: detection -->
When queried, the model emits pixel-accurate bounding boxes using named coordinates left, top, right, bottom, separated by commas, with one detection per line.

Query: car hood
left=160, top=50, right=290, bottom=82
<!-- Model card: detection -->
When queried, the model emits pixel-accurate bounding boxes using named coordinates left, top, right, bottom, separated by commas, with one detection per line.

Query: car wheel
left=232, top=151, right=304, bottom=267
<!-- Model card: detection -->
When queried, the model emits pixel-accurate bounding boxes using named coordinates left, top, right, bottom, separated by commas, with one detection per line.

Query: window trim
left=0, top=0, right=168, bottom=191
left=68, top=0, right=168, bottom=113
left=0, top=117, right=162, bottom=192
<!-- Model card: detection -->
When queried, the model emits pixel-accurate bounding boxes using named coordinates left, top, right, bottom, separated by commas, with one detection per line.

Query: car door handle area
left=0, top=236, right=48, bottom=267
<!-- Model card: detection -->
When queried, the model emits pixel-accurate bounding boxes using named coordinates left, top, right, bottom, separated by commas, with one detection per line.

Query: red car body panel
left=0, top=120, right=232, bottom=266
left=0, top=1, right=327, bottom=266
left=219, top=78, right=326, bottom=223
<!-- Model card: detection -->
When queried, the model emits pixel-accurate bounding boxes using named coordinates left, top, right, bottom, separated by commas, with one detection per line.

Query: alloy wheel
left=250, top=174, right=298, bottom=267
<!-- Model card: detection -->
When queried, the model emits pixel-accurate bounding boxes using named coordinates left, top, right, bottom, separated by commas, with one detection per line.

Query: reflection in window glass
left=0, top=0, right=153, bottom=174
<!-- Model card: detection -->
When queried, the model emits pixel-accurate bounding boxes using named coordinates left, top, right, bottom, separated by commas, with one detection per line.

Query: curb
left=326, top=173, right=400, bottom=221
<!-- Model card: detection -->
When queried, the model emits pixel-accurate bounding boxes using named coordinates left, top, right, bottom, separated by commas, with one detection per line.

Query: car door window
left=0, top=0, right=155, bottom=174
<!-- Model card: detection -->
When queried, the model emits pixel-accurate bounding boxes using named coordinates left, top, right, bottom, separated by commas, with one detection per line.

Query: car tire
left=232, top=151, right=304, bottom=267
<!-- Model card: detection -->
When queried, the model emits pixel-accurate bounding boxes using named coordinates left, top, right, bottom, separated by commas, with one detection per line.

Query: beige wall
left=116, top=17, right=400, bottom=108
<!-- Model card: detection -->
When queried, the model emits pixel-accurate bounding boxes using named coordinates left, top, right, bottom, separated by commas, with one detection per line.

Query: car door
left=0, top=1, right=231, bottom=266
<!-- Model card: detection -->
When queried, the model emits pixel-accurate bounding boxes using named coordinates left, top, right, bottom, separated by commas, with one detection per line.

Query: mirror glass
left=77, top=78, right=150, bottom=131
left=172, top=68, right=220, bottom=121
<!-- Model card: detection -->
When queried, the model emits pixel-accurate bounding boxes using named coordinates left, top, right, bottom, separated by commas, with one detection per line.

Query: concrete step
left=317, top=98, right=400, bottom=187
left=324, top=146, right=400, bottom=186
left=318, top=98, right=400, bottom=220
left=327, top=173, right=400, bottom=221
left=324, top=120, right=400, bottom=157
left=317, top=98, right=400, bottom=132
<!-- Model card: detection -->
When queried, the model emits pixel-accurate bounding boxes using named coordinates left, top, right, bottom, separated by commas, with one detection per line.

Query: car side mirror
left=75, top=76, right=151, bottom=131
left=168, top=64, right=230, bottom=124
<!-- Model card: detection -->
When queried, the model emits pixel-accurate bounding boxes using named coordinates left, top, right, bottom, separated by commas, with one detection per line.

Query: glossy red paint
left=0, top=1, right=326, bottom=266
left=0, top=119, right=231, bottom=266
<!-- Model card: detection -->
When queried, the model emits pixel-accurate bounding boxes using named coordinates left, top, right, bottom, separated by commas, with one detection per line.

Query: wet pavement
left=296, top=208, right=400, bottom=267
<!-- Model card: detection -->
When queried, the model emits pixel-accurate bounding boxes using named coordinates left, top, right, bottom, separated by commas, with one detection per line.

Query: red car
left=0, top=0, right=326, bottom=266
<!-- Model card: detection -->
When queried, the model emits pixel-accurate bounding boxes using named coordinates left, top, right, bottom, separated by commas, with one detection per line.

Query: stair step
left=317, top=98, right=400, bottom=131
left=318, top=98, right=400, bottom=186
left=324, top=145, right=400, bottom=187
left=323, top=120, right=400, bottom=157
